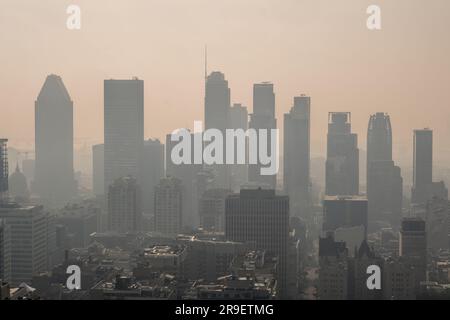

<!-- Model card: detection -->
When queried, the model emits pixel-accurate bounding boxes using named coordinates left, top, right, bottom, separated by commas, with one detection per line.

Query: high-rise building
left=426, top=197, right=450, bottom=251
left=204, top=72, right=231, bottom=188
left=154, top=177, right=182, bottom=235
left=325, top=112, right=359, bottom=196
left=412, top=129, right=433, bottom=204
left=229, top=103, right=248, bottom=192
left=322, top=196, right=368, bottom=236
left=284, top=95, right=311, bottom=217
left=104, top=78, right=144, bottom=193
left=225, top=188, right=289, bottom=297
left=34, top=75, right=77, bottom=207
left=199, top=188, right=232, bottom=232
left=92, top=144, right=104, bottom=196
left=366, top=113, right=403, bottom=227
left=399, top=217, right=427, bottom=287
left=107, top=176, right=141, bottom=233
left=0, top=139, right=8, bottom=203
left=0, top=219, right=11, bottom=283
left=142, top=139, right=165, bottom=215
left=248, top=83, right=277, bottom=189
left=166, top=132, right=202, bottom=228
left=0, top=204, right=50, bottom=285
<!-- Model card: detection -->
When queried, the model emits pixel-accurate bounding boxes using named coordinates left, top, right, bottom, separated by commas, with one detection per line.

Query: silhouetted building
left=204, top=71, right=231, bottom=188
left=142, top=139, right=165, bottom=215
left=323, top=196, right=368, bottom=236
left=399, top=217, right=427, bottom=287
left=154, top=177, right=182, bottom=236
left=107, top=176, right=141, bottom=233
left=0, top=219, right=11, bottom=283
left=284, top=95, right=310, bottom=217
left=92, top=144, right=104, bottom=196
left=225, top=189, right=289, bottom=297
left=426, top=198, right=450, bottom=251
left=104, top=78, right=144, bottom=193
left=34, top=75, right=77, bottom=207
left=367, top=113, right=403, bottom=227
left=326, top=112, right=359, bottom=196
left=412, top=129, right=433, bottom=204
left=248, top=83, right=277, bottom=189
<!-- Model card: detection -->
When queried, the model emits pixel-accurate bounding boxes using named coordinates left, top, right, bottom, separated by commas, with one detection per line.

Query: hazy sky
left=1, top=0, right=450, bottom=167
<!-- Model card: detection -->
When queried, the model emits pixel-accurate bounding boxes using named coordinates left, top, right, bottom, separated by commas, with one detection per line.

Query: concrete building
left=248, top=82, right=277, bottom=189
left=0, top=204, right=51, bottom=285
left=412, top=129, right=433, bottom=204
left=34, top=75, right=77, bottom=207
left=154, top=177, right=183, bottom=236
left=104, top=78, right=144, bottom=193
left=107, top=176, right=141, bottom=233
left=426, top=198, right=450, bottom=251
left=325, top=112, right=359, bottom=196
left=284, top=95, right=311, bottom=218
left=225, top=188, right=289, bottom=297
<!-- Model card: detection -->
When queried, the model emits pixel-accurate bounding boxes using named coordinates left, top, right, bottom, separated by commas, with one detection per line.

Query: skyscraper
left=107, top=176, right=141, bottom=233
left=142, top=139, right=165, bottom=215
left=154, top=177, right=182, bottom=235
left=0, top=205, right=50, bottom=285
left=399, top=217, right=427, bottom=288
left=366, top=113, right=403, bottom=227
left=0, top=139, right=8, bottom=203
left=199, top=188, right=232, bottom=232
left=229, top=103, right=248, bottom=192
left=204, top=72, right=231, bottom=188
left=248, top=83, right=277, bottom=189
left=166, top=132, right=202, bottom=228
left=34, top=75, right=77, bottom=207
left=284, top=95, right=311, bottom=217
left=326, top=112, right=359, bottom=196
left=92, top=144, right=104, bottom=196
left=412, top=129, right=433, bottom=204
left=225, top=188, right=289, bottom=297
left=104, top=78, right=144, bottom=192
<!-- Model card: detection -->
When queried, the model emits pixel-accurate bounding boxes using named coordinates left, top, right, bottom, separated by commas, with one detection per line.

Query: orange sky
left=1, top=0, right=450, bottom=170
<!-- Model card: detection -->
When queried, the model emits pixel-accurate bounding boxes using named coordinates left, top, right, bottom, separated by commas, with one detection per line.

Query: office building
left=412, top=129, right=433, bottom=204
left=199, top=188, right=232, bottom=232
left=154, top=177, right=183, bottom=236
left=248, top=83, right=277, bottom=189
left=104, top=78, right=144, bottom=192
left=322, top=196, right=368, bottom=236
left=107, top=176, right=141, bottom=233
left=92, top=144, right=104, bottom=196
left=142, top=139, right=165, bottom=215
left=284, top=95, right=311, bottom=217
left=229, top=103, right=248, bottom=192
left=34, top=75, right=77, bottom=207
left=0, top=139, right=8, bottom=203
left=325, top=112, right=359, bottom=196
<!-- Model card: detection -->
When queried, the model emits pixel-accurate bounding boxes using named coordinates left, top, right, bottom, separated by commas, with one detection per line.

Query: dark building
left=323, top=196, right=368, bottom=236
left=412, top=129, right=433, bottom=204
left=399, top=217, right=427, bottom=288
left=284, top=95, right=311, bottom=217
left=225, top=188, right=289, bottom=297
left=325, top=112, right=359, bottom=196
left=34, top=75, right=77, bottom=207
left=248, top=83, right=277, bottom=189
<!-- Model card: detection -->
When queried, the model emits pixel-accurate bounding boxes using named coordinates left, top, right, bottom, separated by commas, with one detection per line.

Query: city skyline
left=2, top=1, right=450, bottom=168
